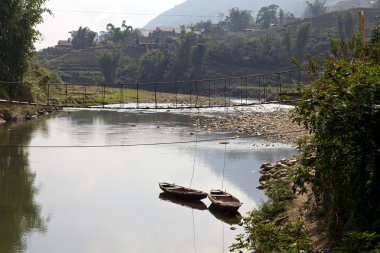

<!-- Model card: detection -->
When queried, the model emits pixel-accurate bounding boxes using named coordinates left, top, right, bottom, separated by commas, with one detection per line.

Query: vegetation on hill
left=0, top=0, right=62, bottom=103
left=231, top=21, right=380, bottom=252
left=37, top=6, right=379, bottom=86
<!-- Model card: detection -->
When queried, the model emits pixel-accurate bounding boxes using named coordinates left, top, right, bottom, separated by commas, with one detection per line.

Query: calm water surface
left=0, top=110, right=297, bottom=253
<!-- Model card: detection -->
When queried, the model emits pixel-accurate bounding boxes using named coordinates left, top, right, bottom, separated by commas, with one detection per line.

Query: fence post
left=136, top=83, right=139, bottom=109
left=189, top=80, right=192, bottom=107
left=195, top=80, right=199, bottom=107
left=154, top=82, right=157, bottom=109
left=258, top=75, right=261, bottom=103
left=278, top=73, right=281, bottom=103
left=121, top=84, right=124, bottom=109
left=240, top=77, right=243, bottom=105
left=208, top=80, right=211, bottom=107
left=228, top=79, right=231, bottom=107
left=223, top=79, right=227, bottom=107
left=84, top=83, right=86, bottom=106
left=65, top=83, right=68, bottom=107
left=47, top=82, right=50, bottom=105
left=102, top=83, right=105, bottom=108
left=245, top=77, right=248, bottom=105
left=174, top=82, right=178, bottom=108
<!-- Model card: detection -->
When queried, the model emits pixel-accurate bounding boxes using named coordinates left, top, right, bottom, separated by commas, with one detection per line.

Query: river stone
left=275, top=162, right=288, bottom=170
left=272, top=170, right=283, bottom=179
left=0, top=118, right=5, bottom=124
left=259, top=174, right=271, bottom=182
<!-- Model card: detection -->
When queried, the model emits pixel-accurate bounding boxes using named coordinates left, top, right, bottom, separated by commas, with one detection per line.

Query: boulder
left=259, top=174, right=271, bottom=182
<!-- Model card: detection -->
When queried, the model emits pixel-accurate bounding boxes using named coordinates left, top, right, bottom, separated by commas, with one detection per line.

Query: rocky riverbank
left=0, top=104, right=62, bottom=122
left=257, top=157, right=298, bottom=190
left=195, top=105, right=308, bottom=143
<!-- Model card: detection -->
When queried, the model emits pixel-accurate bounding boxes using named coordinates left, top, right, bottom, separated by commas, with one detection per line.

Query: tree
left=293, top=37, right=380, bottom=241
left=305, top=0, right=327, bottom=17
left=366, top=18, right=380, bottom=64
left=295, top=23, right=311, bottom=58
left=0, top=0, right=49, bottom=99
left=70, top=26, right=97, bottom=50
left=283, top=30, right=292, bottom=56
left=98, top=50, right=121, bottom=84
left=338, top=15, right=345, bottom=40
left=256, top=5, right=280, bottom=29
left=189, top=43, right=208, bottom=79
left=344, top=11, right=354, bottom=39
left=278, top=9, right=285, bottom=27
left=103, top=21, right=134, bottom=43
left=227, top=8, right=253, bottom=32
left=137, top=49, right=166, bottom=82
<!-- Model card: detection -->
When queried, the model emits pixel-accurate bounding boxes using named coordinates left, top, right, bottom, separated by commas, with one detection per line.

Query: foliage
left=344, top=12, right=355, bottom=39
left=211, top=32, right=292, bottom=69
left=230, top=184, right=312, bottom=253
left=189, top=42, right=208, bottom=79
left=367, top=18, right=380, bottom=64
left=137, top=49, right=167, bottom=82
left=292, top=36, right=380, bottom=243
left=101, top=21, right=134, bottom=44
left=336, top=231, right=380, bottom=253
left=305, top=0, right=327, bottom=17
left=295, top=23, right=311, bottom=59
left=337, top=12, right=355, bottom=41
left=0, top=0, right=49, bottom=99
left=256, top=4, right=280, bottom=29
left=226, top=7, right=253, bottom=32
left=98, top=49, right=121, bottom=84
left=70, top=26, right=97, bottom=50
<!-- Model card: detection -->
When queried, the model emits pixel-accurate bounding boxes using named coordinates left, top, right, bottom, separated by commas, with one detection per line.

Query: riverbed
left=0, top=108, right=297, bottom=253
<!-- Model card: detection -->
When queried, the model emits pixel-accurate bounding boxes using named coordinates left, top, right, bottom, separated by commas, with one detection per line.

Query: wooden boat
left=208, top=190, right=242, bottom=213
left=159, top=192, right=208, bottom=211
left=159, top=182, right=207, bottom=200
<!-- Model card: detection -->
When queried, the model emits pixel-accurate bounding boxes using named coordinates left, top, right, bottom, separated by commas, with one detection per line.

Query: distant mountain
left=144, top=0, right=337, bottom=30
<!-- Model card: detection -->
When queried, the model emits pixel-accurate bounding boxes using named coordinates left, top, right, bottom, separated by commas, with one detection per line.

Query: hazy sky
left=36, top=0, right=186, bottom=49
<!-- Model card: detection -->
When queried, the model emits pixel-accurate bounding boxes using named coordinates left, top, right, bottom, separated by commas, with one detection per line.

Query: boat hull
left=159, top=182, right=207, bottom=200
left=208, top=190, right=242, bottom=213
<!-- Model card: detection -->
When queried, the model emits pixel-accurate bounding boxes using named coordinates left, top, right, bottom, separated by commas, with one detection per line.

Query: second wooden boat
left=159, top=182, right=207, bottom=200
left=208, top=189, right=242, bottom=213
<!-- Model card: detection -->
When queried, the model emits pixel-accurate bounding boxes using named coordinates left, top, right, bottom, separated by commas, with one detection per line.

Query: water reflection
left=0, top=110, right=297, bottom=253
left=0, top=121, right=48, bottom=253
left=159, top=193, right=208, bottom=211
left=208, top=205, right=242, bottom=226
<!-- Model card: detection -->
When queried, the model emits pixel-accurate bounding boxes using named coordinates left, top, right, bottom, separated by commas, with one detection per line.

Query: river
left=0, top=108, right=297, bottom=253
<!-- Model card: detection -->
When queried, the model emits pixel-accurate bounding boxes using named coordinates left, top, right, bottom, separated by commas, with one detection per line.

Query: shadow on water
left=158, top=192, right=208, bottom=211
left=208, top=204, right=242, bottom=226
left=158, top=193, right=243, bottom=226
left=0, top=120, right=49, bottom=253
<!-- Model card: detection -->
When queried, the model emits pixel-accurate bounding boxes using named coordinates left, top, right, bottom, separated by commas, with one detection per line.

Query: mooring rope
left=221, top=107, right=228, bottom=190
left=189, top=108, right=200, bottom=188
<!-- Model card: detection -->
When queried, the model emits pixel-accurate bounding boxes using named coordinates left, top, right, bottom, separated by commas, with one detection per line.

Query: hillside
left=37, top=8, right=379, bottom=84
left=144, top=0, right=342, bottom=29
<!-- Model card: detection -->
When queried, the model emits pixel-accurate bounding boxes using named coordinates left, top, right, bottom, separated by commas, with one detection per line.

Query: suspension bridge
left=0, top=69, right=305, bottom=109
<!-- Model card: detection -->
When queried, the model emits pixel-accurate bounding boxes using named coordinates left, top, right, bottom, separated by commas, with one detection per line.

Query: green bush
left=292, top=36, right=380, bottom=242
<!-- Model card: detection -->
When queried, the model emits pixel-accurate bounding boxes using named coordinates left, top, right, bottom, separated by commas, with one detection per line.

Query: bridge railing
left=0, top=69, right=306, bottom=109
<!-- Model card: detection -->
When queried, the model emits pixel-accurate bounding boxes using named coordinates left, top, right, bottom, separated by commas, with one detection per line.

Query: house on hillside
left=328, top=0, right=372, bottom=12
left=155, top=26, right=176, bottom=36
left=56, top=40, right=72, bottom=51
